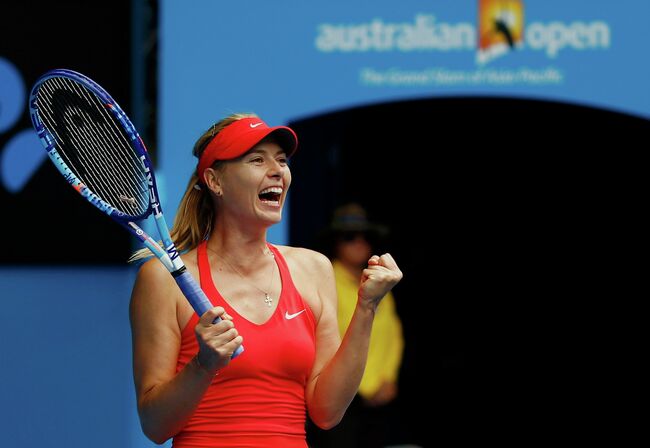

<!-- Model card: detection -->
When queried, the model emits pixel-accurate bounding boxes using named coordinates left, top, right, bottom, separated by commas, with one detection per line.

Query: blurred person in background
left=308, top=203, right=404, bottom=448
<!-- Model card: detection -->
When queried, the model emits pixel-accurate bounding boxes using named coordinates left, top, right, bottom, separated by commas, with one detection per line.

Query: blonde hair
left=129, top=112, right=258, bottom=263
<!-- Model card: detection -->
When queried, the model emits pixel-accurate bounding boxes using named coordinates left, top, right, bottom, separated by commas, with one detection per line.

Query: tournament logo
left=477, top=0, right=524, bottom=65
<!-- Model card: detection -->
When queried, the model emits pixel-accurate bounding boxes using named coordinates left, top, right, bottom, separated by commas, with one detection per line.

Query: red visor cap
left=198, top=117, right=298, bottom=185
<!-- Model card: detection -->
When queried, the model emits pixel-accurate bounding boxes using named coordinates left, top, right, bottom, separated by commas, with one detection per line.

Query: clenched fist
left=358, top=253, right=403, bottom=310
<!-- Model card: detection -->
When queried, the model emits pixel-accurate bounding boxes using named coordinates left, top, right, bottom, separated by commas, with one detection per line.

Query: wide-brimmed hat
left=328, top=203, right=389, bottom=238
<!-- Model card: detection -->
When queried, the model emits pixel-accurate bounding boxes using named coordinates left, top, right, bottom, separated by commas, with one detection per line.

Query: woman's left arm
left=305, top=252, right=402, bottom=429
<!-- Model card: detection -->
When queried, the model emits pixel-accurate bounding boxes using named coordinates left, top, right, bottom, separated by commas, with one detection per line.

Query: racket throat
left=171, top=266, right=187, bottom=278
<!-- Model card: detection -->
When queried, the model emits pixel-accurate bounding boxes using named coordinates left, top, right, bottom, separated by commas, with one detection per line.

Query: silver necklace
left=212, top=248, right=276, bottom=307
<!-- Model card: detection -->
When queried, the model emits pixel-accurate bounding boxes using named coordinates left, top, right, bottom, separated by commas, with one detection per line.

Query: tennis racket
left=29, top=69, right=243, bottom=358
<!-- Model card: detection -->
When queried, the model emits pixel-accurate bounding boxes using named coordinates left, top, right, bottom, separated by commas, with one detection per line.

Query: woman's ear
left=204, top=167, right=223, bottom=196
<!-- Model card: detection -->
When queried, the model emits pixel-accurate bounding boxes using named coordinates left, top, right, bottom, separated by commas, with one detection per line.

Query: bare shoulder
left=132, top=248, right=200, bottom=293
left=274, top=245, right=335, bottom=321
left=130, top=257, right=183, bottom=326
left=135, top=256, right=171, bottom=281
left=274, top=245, right=333, bottom=278
left=132, top=257, right=174, bottom=296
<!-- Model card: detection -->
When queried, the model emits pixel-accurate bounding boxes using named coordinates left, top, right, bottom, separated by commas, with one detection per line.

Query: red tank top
left=172, top=241, right=316, bottom=448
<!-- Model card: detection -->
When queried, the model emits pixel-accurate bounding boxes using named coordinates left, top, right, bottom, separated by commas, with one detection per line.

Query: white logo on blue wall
left=315, top=14, right=610, bottom=60
left=0, top=58, right=47, bottom=193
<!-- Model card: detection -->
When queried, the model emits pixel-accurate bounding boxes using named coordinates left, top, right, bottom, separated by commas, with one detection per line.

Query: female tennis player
left=129, top=113, right=403, bottom=447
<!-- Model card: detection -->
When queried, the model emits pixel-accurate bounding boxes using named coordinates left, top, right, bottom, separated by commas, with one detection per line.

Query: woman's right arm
left=130, top=259, right=242, bottom=444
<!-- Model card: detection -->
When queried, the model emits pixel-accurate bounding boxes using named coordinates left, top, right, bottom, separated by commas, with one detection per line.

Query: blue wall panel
left=0, top=268, right=158, bottom=447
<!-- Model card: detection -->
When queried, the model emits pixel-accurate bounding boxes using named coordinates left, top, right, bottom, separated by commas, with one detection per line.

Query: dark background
left=0, top=1, right=133, bottom=264
left=289, top=97, right=648, bottom=444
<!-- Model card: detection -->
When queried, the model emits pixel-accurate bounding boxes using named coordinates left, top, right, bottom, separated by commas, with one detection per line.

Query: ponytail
left=128, top=112, right=257, bottom=263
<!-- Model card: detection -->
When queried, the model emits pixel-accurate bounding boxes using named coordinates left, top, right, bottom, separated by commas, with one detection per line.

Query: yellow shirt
left=333, top=261, right=404, bottom=398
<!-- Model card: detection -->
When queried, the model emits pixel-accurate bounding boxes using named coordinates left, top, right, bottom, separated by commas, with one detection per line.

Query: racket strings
left=64, top=78, right=146, bottom=183
left=56, top=78, right=147, bottom=207
left=38, top=79, right=147, bottom=215
left=36, top=77, right=149, bottom=217
left=47, top=77, right=147, bottom=212
left=43, top=80, right=140, bottom=206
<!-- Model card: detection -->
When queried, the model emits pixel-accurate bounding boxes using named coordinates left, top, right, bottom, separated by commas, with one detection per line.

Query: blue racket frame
left=29, top=69, right=242, bottom=357
left=30, top=69, right=178, bottom=268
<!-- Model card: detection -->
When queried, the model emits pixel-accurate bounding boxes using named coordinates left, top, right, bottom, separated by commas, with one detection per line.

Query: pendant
left=264, top=293, right=273, bottom=307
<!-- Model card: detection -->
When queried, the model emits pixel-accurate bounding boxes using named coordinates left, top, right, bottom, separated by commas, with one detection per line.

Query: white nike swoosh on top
left=249, top=122, right=263, bottom=128
left=285, top=309, right=306, bottom=320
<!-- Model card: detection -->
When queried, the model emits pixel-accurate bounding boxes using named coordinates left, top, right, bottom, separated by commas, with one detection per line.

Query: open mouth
left=258, top=186, right=283, bottom=206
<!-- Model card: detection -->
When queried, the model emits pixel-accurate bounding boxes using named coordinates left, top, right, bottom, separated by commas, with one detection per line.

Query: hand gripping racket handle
left=174, top=270, right=244, bottom=358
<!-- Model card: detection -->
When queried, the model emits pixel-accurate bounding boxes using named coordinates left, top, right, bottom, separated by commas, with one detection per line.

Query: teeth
left=260, top=187, right=283, bottom=195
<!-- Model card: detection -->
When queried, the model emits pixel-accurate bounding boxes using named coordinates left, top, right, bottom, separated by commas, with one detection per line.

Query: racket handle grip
left=175, top=270, right=244, bottom=359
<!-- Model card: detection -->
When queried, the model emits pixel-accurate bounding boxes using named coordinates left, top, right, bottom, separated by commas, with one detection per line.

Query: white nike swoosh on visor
left=249, top=122, right=263, bottom=128
left=285, top=309, right=306, bottom=320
